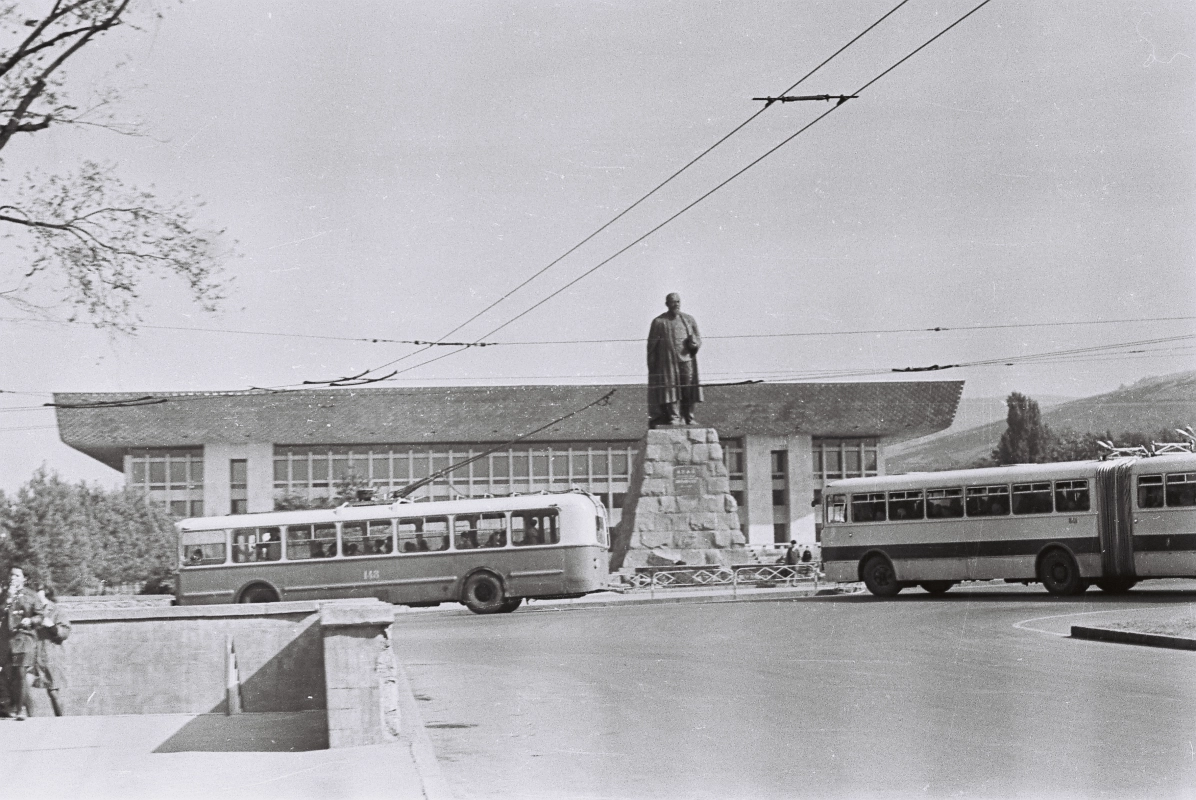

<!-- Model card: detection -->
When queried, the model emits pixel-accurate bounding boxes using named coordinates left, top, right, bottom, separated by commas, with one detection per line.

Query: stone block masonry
left=611, top=427, right=746, bottom=570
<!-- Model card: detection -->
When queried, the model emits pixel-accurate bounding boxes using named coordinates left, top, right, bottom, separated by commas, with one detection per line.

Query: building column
left=203, top=442, right=274, bottom=515
left=743, top=434, right=786, bottom=545
left=787, top=434, right=818, bottom=544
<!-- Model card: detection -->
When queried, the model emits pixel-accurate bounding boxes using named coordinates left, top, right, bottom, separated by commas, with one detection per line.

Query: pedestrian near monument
left=4, top=566, right=44, bottom=720
left=34, top=580, right=70, bottom=717
left=647, top=292, right=703, bottom=427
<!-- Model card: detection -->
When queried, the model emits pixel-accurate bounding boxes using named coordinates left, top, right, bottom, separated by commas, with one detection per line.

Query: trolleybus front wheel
left=238, top=583, right=280, bottom=603
left=461, top=571, right=506, bottom=614
left=497, top=597, right=523, bottom=613
left=861, top=555, right=903, bottom=597
left=1037, top=549, right=1084, bottom=596
left=919, top=581, right=955, bottom=596
left=1095, top=577, right=1137, bottom=594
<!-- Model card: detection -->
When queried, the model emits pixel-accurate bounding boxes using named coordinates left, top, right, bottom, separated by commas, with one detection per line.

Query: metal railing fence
left=626, top=563, right=821, bottom=598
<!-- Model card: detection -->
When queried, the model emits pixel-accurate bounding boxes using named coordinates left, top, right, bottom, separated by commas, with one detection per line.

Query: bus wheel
left=861, top=555, right=902, bottom=598
left=238, top=584, right=279, bottom=603
left=919, top=581, right=955, bottom=596
left=462, top=572, right=506, bottom=614
left=1095, top=578, right=1137, bottom=594
left=498, top=597, right=523, bottom=613
left=1038, top=550, right=1083, bottom=596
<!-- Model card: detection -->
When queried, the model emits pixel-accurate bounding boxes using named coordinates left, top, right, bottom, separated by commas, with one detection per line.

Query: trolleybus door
left=1095, top=460, right=1136, bottom=580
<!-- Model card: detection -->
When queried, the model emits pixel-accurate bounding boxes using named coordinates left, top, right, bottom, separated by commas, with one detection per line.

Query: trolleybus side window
left=1012, top=482, right=1053, bottom=515
left=965, top=485, right=1010, bottom=517
left=851, top=493, right=886, bottom=523
left=232, top=527, right=281, bottom=563
left=287, top=523, right=338, bottom=559
left=1054, top=479, right=1090, bottom=512
left=455, top=513, right=507, bottom=549
left=397, top=517, right=449, bottom=553
left=342, top=521, right=370, bottom=557
left=926, top=488, right=963, bottom=519
left=368, top=520, right=394, bottom=554
left=512, top=510, right=560, bottom=545
left=1165, top=473, right=1196, bottom=507
left=826, top=494, right=847, bottom=524
left=183, top=529, right=228, bottom=566
left=887, top=490, right=924, bottom=520
left=1138, top=475, right=1164, bottom=508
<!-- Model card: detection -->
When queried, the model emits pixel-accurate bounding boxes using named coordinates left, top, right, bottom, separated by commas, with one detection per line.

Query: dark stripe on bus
left=1130, top=533, right=1196, bottom=552
left=822, top=536, right=1100, bottom=564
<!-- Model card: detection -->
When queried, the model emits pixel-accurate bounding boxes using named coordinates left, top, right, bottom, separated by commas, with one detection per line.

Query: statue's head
left=665, top=293, right=681, bottom=313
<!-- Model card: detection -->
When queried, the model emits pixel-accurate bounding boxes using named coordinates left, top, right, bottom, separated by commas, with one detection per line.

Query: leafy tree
left=1, top=1, right=230, bottom=329
left=0, top=467, right=174, bottom=594
left=992, top=392, right=1052, bottom=465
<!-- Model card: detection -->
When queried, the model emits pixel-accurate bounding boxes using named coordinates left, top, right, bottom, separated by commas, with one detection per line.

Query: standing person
left=34, top=580, right=70, bottom=717
left=647, top=293, right=703, bottom=427
left=782, top=540, right=799, bottom=580
left=4, top=566, right=44, bottom=720
left=0, top=571, right=9, bottom=717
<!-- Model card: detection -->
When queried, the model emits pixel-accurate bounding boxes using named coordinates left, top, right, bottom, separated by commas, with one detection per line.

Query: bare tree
left=0, top=1, right=229, bottom=329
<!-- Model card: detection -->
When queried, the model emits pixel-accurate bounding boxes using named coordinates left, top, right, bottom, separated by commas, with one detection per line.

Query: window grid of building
left=272, top=443, right=639, bottom=519
left=127, top=449, right=205, bottom=517
left=722, top=439, right=746, bottom=516
left=812, top=438, right=879, bottom=485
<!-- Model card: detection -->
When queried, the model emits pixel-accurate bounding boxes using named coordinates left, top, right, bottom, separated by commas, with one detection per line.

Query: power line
left=387, top=0, right=1000, bottom=379
left=425, top=0, right=916, bottom=345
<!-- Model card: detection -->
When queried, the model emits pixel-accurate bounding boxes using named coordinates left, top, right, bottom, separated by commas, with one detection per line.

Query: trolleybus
left=175, top=490, right=610, bottom=613
left=821, top=452, right=1196, bottom=597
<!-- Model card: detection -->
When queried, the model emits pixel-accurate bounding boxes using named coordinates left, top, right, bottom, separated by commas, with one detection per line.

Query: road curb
left=1070, top=625, right=1196, bottom=651
left=518, top=585, right=852, bottom=612
left=395, top=659, right=455, bottom=800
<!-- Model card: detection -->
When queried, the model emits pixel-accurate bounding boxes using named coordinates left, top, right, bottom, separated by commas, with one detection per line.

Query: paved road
left=396, top=583, right=1196, bottom=800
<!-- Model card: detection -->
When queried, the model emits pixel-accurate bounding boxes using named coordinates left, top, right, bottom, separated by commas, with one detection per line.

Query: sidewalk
left=393, top=579, right=854, bottom=617
left=0, top=711, right=432, bottom=800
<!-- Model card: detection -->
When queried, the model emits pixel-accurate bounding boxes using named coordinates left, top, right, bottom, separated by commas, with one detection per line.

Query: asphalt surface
left=396, top=581, right=1196, bottom=800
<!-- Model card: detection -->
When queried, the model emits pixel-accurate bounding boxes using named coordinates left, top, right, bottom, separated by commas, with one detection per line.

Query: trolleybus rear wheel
left=238, top=583, right=279, bottom=603
left=919, top=581, right=955, bottom=596
left=461, top=572, right=506, bottom=614
left=1038, top=549, right=1084, bottom=596
left=861, top=555, right=902, bottom=597
left=1095, top=577, right=1137, bottom=594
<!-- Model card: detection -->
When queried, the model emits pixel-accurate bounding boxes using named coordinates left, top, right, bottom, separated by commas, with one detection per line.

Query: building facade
left=54, top=381, right=961, bottom=545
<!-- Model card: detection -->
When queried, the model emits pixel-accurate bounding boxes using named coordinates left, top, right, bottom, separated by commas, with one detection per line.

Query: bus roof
left=176, top=490, right=604, bottom=532
left=825, top=453, right=1196, bottom=492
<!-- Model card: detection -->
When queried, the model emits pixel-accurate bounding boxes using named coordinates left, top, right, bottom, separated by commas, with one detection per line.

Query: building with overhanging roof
left=54, top=381, right=962, bottom=545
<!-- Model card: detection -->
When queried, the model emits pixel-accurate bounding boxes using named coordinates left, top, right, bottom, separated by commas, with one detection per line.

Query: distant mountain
left=887, top=370, right=1196, bottom=473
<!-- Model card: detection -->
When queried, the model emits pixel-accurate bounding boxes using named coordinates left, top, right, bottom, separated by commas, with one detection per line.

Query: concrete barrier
left=55, top=599, right=401, bottom=749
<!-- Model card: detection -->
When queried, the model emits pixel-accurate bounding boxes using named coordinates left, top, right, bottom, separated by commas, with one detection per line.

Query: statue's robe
left=647, top=311, right=703, bottom=414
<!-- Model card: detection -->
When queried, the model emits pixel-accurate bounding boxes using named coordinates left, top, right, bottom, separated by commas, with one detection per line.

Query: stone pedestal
left=610, top=427, right=746, bottom=570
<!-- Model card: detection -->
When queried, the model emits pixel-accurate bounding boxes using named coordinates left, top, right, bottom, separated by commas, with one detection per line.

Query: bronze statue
left=647, top=292, right=702, bottom=427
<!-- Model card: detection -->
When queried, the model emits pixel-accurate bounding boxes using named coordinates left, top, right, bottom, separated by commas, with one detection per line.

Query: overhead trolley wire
left=382, top=0, right=1000, bottom=380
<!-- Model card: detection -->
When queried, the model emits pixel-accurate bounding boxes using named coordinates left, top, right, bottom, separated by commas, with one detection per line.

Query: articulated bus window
left=1012, top=483, right=1053, bottom=515
left=926, top=488, right=963, bottom=519
left=826, top=494, right=847, bottom=523
left=850, top=493, right=886, bottom=523
left=1138, top=475, right=1164, bottom=508
left=1166, top=473, right=1196, bottom=507
left=1055, top=480, right=1090, bottom=512
left=286, top=523, right=338, bottom=560
left=512, top=510, right=560, bottom=545
left=965, top=485, right=1010, bottom=517
left=231, top=527, right=281, bottom=563
left=183, top=529, right=228, bottom=566
left=887, top=490, right=924, bottom=521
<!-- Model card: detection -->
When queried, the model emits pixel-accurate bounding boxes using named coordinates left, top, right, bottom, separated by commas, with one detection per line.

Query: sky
left=1, top=0, right=1194, bottom=491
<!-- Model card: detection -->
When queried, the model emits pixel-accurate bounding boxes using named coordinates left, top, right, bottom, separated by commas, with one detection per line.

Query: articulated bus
left=821, top=452, right=1196, bottom=597
left=176, top=491, right=610, bottom=613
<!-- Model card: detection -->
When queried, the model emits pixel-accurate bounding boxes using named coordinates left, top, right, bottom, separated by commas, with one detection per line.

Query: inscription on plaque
left=673, top=465, right=701, bottom=495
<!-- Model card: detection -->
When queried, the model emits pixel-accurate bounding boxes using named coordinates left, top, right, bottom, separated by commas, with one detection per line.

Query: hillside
left=887, top=370, right=1196, bottom=473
